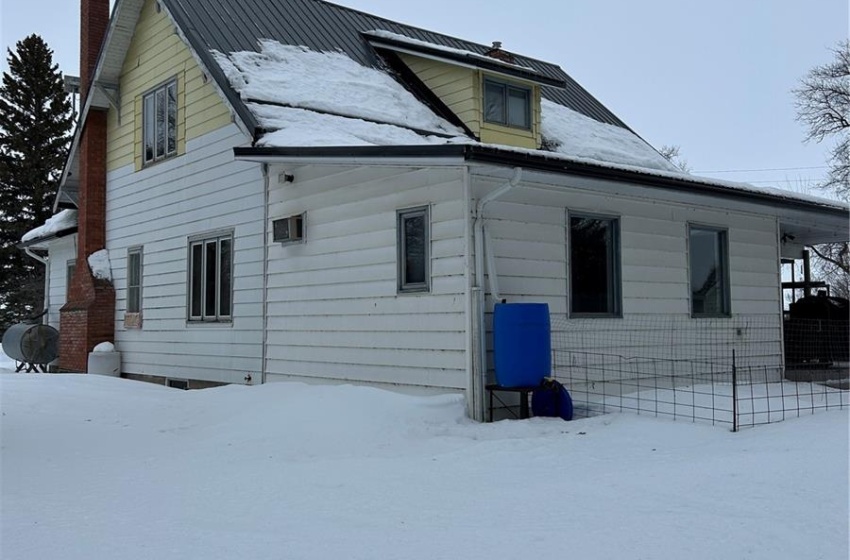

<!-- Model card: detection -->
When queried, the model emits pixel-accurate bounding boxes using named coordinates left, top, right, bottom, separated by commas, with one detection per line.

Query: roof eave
left=363, top=33, right=567, bottom=88
left=234, top=143, right=849, bottom=218
left=162, top=0, right=259, bottom=137
left=18, top=226, right=79, bottom=250
left=463, top=145, right=850, bottom=218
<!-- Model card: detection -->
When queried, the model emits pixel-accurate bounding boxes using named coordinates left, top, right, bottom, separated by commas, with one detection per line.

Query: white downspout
left=472, top=167, right=522, bottom=421
left=483, top=225, right=501, bottom=303
left=24, top=248, right=49, bottom=325
left=260, top=163, right=270, bottom=385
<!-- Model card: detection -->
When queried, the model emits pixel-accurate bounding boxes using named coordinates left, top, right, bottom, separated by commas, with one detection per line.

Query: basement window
left=142, top=79, right=177, bottom=164
left=166, top=378, right=189, bottom=390
left=188, top=232, right=233, bottom=322
left=484, top=78, right=531, bottom=130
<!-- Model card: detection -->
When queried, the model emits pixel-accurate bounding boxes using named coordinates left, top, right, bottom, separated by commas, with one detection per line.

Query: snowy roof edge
left=233, top=143, right=849, bottom=215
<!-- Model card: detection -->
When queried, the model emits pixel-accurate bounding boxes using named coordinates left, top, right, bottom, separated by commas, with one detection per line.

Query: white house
left=22, top=0, right=848, bottom=420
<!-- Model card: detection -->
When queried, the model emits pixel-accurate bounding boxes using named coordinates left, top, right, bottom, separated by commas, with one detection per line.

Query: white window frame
left=397, top=206, right=430, bottom=293
left=142, top=78, right=178, bottom=165
left=187, top=231, right=233, bottom=322
left=126, top=247, right=143, bottom=314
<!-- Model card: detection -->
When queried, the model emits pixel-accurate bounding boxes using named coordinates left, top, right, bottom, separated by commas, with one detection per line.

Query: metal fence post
left=732, top=349, right=738, bottom=432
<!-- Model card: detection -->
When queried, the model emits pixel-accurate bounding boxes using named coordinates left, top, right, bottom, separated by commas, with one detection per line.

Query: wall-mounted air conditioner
left=273, top=214, right=304, bottom=243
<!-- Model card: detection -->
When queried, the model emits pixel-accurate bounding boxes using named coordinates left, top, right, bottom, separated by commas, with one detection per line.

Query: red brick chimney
left=59, top=0, right=115, bottom=373
left=484, top=41, right=516, bottom=65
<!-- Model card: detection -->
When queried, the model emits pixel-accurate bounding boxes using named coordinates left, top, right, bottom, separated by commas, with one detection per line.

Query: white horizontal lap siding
left=472, top=171, right=782, bottom=378
left=265, top=164, right=468, bottom=390
left=106, top=124, right=265, bottom=384
left=46, top=236, right=76, bottom=330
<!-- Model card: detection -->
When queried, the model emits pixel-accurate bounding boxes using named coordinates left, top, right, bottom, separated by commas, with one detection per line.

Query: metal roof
left=164, top=0, right=631, bottom=132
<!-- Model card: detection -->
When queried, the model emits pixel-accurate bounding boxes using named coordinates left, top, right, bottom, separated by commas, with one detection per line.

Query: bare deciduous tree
left=792, top=41, right=849, bottom=297
left=793, top=40, right=849, bottom=197
left=658, top=144, right=691, bottom=173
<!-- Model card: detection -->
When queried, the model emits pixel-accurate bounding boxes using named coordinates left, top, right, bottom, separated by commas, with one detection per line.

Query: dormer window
left=484, top=79, right=531, bottom=130
left=142, top=79, right=177, bottom=164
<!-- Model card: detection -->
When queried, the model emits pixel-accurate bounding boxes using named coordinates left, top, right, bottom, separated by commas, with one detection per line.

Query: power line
left=693, top=165, right=829, bottom=174
left=744, top=179, right=821, bottom=184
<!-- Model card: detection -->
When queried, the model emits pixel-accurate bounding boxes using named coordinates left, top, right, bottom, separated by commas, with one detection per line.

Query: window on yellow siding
left=142, top=80, right=177, bottom=164
left=484, top=79, right=531, bottom=130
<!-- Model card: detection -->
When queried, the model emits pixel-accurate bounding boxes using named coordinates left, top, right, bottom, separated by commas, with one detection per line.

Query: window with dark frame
left=484, top=79, right=531, bottom=130
left=188, top=233, right=233, bottom=322
left=397, top=207, right=429, bottom=293
left=569, top=214, right=621, bottom=316
left=689, top=226, right=730, bottom=317
left=127, top=248, right=143, bottom=314
left=143, top=79, right=177, bottom=165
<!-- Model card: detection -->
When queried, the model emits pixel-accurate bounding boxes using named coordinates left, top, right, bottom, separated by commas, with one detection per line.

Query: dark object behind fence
left=551, top=315, right=848, bottom=430
left=785, top=296, right=849, bottom=365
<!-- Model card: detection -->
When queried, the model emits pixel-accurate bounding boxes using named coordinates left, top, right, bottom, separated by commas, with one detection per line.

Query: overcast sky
left=2, top=0, right=847, bottom=192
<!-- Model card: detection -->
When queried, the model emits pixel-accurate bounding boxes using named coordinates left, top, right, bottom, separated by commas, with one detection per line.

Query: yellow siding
left=398, top=53, right=542, bottom=149
left=399, top=54, right=480, bottom=137
left=107, top=0, right=232, bottom=172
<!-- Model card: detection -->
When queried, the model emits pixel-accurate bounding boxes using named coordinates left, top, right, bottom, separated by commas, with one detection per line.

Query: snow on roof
left=519, top=144, right=848, bottom=210
left=541, top=99, right=678, bottom=173
left=249, top=103, right=461, bottom=148
left=364, top=30, right=536, bottom=72
left=21, top=209, right=78, bottom=245
left=212, top=41, right=465, bottom=139
left=214, top=41, right=848, bottom=212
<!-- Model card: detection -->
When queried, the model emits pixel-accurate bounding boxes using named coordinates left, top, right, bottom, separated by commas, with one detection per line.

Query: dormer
left=364, top=31, right=566, bottom=150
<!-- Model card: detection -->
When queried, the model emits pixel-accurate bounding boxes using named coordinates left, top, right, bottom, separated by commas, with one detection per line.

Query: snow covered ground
left=1, top=358, right=847, bottom=560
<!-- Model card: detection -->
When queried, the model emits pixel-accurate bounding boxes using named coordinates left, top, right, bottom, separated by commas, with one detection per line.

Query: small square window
left=569, top=214, right=621, bottom=316
left=143, top=79, right=177, bottom=165
left=397, top=207, right=430, bottom=293
left=484, top=78, right=531, bottom=130
left=689, top=226, right=730, bottom=317
left=188, top=232, right=233, bottom=322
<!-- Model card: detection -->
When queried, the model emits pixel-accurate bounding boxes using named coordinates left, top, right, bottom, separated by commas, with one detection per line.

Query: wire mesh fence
left=551, top=315, right=848, bottom=431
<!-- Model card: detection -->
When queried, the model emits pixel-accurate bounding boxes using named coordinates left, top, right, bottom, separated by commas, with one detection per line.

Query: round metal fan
left=2, top=323, right=60, bottom=372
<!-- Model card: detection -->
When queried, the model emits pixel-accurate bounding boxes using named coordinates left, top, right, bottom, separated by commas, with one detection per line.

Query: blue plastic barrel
left=493, top=303, right=551, bottom=387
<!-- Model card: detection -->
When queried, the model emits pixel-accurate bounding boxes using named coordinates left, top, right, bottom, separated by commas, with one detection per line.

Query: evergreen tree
left=0, top=35, right=73, bottom=330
